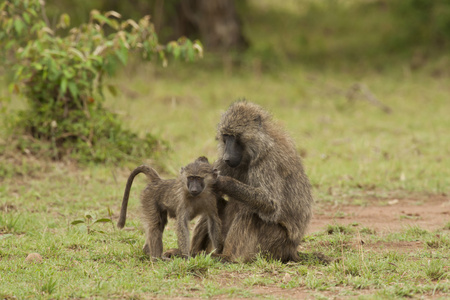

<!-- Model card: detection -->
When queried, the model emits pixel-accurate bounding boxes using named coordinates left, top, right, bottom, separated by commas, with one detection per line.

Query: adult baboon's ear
left=254, top=115, right=262, bottom=127
left=196, top=156, right=209, bottom=164
left=180, top=167, right=185, bottom=174
left=212, top=168, right=219, bottom=179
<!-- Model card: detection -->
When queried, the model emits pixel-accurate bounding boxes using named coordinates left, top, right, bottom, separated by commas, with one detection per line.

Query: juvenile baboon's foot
left=154, top=256, right=171, bottom=262
left=190, top=250, right=206, bottom=258
left=190, top=251, right=234, bottom=263
left=143, top=243, right=150, bottom=256
left=142, top=244, right=166, bottom=260
left=210, top=253, right=235, bottom=264
left=163, top=248, right=188, bottom=259
left=297, top=251, right=334, bottom=265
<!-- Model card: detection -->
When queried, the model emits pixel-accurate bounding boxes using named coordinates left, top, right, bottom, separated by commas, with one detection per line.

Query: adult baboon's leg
left=221, top=213, right=259, bottom=262
left=222, top=212, right=299, bottom=263
left=257, top=222, right=300, bottom=263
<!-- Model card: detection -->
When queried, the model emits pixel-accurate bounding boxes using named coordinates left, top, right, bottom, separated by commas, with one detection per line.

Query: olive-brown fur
left=117, top=157, right=223, bottom=259
left=191, top=101, right=313, bottom=262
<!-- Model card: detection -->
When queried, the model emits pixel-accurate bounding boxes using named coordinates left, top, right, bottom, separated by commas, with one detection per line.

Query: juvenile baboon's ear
left=254, top=115, right=262, bottom=127
left=180, top=167, right=185, bottom=174
left=212, top=168, right=219, bottom=179
left=196, top=156, right=209, bottom=164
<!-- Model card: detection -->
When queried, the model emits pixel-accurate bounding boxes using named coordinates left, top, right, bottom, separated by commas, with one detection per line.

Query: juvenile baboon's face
left=186, top=176, right=205, bottom=196
left=180, top=157, right=218, bottom=196
left=222, top=134, right=243, bottom=168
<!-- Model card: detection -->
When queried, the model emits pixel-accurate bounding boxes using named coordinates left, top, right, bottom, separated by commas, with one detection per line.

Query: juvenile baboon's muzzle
left=188, top=178, right=204, bottom=196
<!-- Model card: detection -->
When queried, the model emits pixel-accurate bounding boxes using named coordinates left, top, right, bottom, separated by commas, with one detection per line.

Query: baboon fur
left=117, top=157, right=223, bottom=259
left=191, top=101, right=313, bottom=262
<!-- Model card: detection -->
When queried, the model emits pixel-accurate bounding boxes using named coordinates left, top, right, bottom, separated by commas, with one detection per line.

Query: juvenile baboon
left=117, top=157, right=223, bottom=259
left=191, top=101, right=314, bottom=262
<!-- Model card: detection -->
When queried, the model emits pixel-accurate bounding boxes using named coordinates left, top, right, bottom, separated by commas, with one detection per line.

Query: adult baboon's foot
left=297, top=251, right=334, bottom=265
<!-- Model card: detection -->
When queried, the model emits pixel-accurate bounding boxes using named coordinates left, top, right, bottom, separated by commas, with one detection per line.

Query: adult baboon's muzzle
left=223, top=135, right=243, bottom=168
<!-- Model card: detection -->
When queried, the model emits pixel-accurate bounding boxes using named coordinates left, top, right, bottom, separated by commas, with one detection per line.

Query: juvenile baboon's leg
left=143, top=226, right=163, bottom=257
left=191, top=197, right=228, bottom=255
left=143, top=209, right=167, bottom=258
left=207, top=214, right=223, bottom=254
left=176, top=213, right=190, bottom=257
left=190, top=216, right=211, bottom=254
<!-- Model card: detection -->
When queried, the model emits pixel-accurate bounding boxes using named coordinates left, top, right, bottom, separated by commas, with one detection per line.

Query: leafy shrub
left=389, top=0, right=450, bottom=50
left=0, top=0, right=202, bottom=163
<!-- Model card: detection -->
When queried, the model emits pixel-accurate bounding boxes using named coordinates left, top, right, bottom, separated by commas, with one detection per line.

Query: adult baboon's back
left=191, top=101, right=313, bottom=262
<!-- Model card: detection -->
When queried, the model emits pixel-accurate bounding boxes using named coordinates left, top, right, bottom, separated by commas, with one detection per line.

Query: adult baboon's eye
left=222, top=134, right=229, bottom=143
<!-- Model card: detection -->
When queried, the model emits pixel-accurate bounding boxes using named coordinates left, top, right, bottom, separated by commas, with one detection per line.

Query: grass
left=2, top=164, right=448, bottom=298
left=1, top=0, right=450, bottom=298
left=102, top=61, right=450, bottom=200
left=3, top=214, right=448, bottom=298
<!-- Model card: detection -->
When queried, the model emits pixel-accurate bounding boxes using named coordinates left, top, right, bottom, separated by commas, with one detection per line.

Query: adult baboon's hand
left=214, top=175, right=231, bottom=191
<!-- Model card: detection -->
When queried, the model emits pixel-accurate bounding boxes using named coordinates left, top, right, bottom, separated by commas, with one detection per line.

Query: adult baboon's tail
left=117, top=165, right=161, bottom=229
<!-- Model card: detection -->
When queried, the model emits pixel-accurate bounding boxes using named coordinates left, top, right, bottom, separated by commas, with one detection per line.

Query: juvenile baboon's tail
left=117, top=165, right=161, bottom=229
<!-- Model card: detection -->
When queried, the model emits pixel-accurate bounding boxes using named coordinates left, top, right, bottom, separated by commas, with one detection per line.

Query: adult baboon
left=191, top=101, right=313, bottom=262
left=117, top=157, right=223, bottom=259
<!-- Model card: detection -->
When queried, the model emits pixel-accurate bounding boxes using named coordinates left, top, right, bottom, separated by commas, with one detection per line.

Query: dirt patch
left=309, top=195, right=450, bottom=234
left=0, top=203, right=17, bottom=212
left=251, top=286, right=311, bottom=299
left=365, top=241, right=423, bottom=252
left=281, top=195, right=450, bottom=299
left=251, top=286, right=383, bottom=300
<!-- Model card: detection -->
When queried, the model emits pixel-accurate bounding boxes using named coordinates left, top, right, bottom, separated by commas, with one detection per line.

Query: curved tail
left=117, top=165, right=161, bottom=229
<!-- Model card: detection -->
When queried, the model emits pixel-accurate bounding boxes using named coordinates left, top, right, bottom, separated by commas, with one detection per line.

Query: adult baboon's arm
left=216, top=176, right=279, bottom=216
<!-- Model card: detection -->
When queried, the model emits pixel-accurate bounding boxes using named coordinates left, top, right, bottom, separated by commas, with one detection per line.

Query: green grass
left=101, top=61, right=449, bottom=200
left=1, top=163, right=448, bottom=298
left=1, top=1, right=450, bottom=298
left=2, top=209, right=448, bottom=298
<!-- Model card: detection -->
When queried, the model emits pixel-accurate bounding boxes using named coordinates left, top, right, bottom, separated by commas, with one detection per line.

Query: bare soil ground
left=248, top=195, right=450, bottom=299
left=310, top=195, right=450, bottom=234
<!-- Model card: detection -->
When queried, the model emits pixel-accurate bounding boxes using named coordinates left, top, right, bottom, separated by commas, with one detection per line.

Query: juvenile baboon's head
left=180, top=156, right=219, bottom=196
left=217, top=101, right=275, bottom=168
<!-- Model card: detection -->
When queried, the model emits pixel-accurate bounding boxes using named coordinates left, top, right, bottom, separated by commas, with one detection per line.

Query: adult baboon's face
left=222, top=134, right=243, bottom=168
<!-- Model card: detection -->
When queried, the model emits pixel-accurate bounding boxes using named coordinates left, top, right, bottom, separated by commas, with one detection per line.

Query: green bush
left=0, top=0, right=202, bottom=163
left=389, top=0, right=450, bottom=50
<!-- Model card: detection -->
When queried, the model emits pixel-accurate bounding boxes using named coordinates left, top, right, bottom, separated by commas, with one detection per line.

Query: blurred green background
left=43, top=0, right=450, bottom=69
left=1, top=0, right=449, bottom=200
left=0, top=2, right=449, bottom=298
